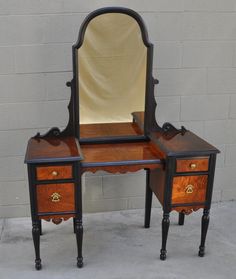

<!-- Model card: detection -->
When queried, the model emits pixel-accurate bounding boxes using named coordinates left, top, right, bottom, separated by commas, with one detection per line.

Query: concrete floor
left=0, top=201, right=235, bottom=279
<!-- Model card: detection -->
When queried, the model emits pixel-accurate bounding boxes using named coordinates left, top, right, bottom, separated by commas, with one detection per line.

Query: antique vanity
left=24, top=7, right=219, bottom=270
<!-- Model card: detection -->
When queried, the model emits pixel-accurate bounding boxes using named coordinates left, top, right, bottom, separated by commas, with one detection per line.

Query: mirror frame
left=34, top=7, right=161, bottom=141
left=75, top=7, right=159, bottom=143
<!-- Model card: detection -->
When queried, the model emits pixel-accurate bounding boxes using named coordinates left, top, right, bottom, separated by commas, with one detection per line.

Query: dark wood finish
left=171, top=175, right=208, bottom=205
left=32, top=221, right=41, bottom=270
left=72, top=7, right=158, bottom=141
left=144, top=169, right=152, bottom=228
left=199, top=209, right=210, bottom=257
left=75, top=218, right=83, bottom=268
left=36, top=183, right=75, bottom=214
left=176, top=157, right=209, bottom=173
left=160, top=212, right=170, bottom=261
left=178, top=212, right=185, bottom=225
left=36, top=165, right=73, bottom=181
left=25, top=137, right=82, bottom=163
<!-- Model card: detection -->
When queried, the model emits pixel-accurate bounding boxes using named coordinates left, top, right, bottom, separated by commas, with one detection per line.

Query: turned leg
left=199, top=209, right=210, bottom=257
left=32, top=220, right=41, bottom=270
left=178, top=212, right=185, bottom=226
left=75, top=218, right=83, bottom=268
left=160, top=212, right=170, bottom=260
left=144, top=170, right=152, bottom=228
left=39, top=220, right=42, bottom=235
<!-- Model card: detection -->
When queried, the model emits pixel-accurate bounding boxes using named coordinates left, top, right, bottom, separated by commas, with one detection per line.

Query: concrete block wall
left=0, top=0, right=236, bottom=217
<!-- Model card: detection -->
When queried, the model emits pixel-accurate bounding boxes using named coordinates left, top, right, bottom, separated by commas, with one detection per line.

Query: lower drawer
left=171, top=175, right=208, bottom=205
left=36, top=183, right=75, bottom=214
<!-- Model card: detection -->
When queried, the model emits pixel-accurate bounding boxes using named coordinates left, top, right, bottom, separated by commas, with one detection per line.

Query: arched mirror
left=71, top=8, right=156, bottom=142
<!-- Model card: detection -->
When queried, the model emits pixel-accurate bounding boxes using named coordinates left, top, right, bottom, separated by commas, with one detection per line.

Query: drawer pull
left=189, top=163, right=197, bottom=170
left=51, top=192, right=61, bottom=202
left=185, top=184, right=194, bottom=194
left=51, top=171, right=59, bottom=177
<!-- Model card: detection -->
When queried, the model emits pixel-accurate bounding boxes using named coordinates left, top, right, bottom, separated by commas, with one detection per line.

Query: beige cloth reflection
left=78, top=13, right=147, bottom=124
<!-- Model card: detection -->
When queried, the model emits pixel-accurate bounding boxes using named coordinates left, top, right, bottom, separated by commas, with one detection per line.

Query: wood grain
left=81, top=142, right=163, bottom=167
left=176, top=158, right=209, bottom=173
left=80, top=122, right=143, bottom=139
left=37, top=183, right=75, bottom=214
left=36, top=165, right=72, bottom=180
left=25, top=136, right=81, bottom=163
left=171, top=175, right=208, bottom=205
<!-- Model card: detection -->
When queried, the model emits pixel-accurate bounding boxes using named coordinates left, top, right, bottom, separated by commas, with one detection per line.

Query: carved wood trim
left=81, top=164, right=161, bottom=174
left=172, top=206, right=203, bottom=215
left=40, top=214, right=74, bottom=224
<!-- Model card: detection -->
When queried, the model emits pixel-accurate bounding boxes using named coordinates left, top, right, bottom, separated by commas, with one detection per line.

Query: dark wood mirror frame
left=35, top=7, right=186, bottom=143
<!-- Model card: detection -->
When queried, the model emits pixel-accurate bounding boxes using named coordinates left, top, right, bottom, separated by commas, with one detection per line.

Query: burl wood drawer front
left=37, top=183, right=75, bottom=213
left=176, top=158, right=209, bottom=173
left=36, top=165, right=73, bottom=181
left=171, top=175, right=208, bottom=205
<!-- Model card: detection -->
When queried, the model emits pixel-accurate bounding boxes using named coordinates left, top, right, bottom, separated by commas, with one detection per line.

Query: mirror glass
left=77, top=13, right=147, bottom=139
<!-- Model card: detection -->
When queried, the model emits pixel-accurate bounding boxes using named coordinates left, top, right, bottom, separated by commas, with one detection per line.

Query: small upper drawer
left=176, top=158, right=209, bottom=173
left=36, top=165, right=73, bottom=181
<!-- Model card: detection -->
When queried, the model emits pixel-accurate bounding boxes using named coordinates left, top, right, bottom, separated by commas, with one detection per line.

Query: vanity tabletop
left=25, top=136, right=82, bottom=164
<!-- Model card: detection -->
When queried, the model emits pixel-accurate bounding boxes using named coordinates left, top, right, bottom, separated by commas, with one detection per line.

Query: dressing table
left=24, top=7, right=219, bottom=270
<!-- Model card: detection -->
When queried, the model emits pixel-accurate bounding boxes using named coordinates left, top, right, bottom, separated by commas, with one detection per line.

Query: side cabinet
left=147, top=131, right=219, bottom=260
left=25, top=137, right=83, bottom=270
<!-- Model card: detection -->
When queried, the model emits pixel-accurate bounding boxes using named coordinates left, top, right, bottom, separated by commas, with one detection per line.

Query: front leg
left=75, top=218, right=83, bottom=268
left=32, top=220, right=41, bottom=270
left=199, top=209, right=210, bottom=257
left=160, top=212, right=170, bottom=260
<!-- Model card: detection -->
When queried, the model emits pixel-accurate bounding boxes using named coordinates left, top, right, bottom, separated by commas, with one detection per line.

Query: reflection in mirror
left=77, top=13, right=147, bottom=138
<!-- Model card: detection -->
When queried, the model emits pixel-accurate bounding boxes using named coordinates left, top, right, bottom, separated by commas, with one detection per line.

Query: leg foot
left=77, top=257, right=83, bottom=268
left=75, top=218, right=83, bottom=268
left=35, top=259, right=42, bottom=270
left=32, top=221, right=41, bottom=270
left=198, top=247, right=205, bottom=257
left=144, top=170, right=152, bottom=228
left=198, top=209, right=210, bottom=257
left=160, top=212, right=170, bottom=260
left=178, top=212, right=185, bottom=226
left=160, top=250, right=167, bottom=261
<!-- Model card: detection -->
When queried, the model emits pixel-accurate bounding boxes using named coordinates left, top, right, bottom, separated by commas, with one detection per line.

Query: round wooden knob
left=189, top=163, right=197, bottom=170
left=52, top=171, right=58, bottom=176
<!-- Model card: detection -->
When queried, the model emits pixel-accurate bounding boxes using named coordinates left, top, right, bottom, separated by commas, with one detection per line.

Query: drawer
left=36, top=183, right=75, bottom=214
left=171, top=175, right=208, bottom=205
left=36, top=165, right=73, bottom=181
left=176, top=158, right=209, bottom=173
